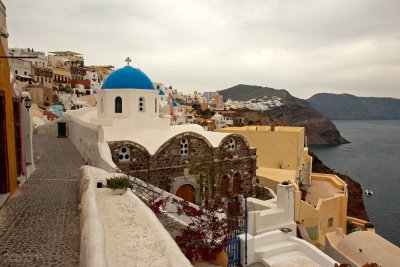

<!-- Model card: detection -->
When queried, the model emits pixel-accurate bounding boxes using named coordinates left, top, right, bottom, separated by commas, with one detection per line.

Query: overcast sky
left=4, top=0, right=400, bottom=99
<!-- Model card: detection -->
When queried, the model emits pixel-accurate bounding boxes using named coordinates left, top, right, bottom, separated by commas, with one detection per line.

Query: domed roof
left=159, top=89, right=165, bottom=95
left=101, top=66, right=154, bottom=90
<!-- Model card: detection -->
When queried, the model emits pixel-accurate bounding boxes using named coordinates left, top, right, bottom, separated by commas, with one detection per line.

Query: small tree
left=148, top=196, right=232, bottom=262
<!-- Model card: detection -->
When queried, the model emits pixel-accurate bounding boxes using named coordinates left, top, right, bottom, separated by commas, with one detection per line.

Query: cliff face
left=264, top=99, right=348, bottom=145
left=219, top=85, right=349, bottom=146
left=308, top=93, right=400, bottom=120
left=310, top=151, right=369, bottom=221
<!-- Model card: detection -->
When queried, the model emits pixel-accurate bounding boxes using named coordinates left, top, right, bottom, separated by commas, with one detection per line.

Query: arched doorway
left=221, top=175, right=229, bottom=198
left=176, top=184, right=195, bottom=203
left=233, top=172, right=241, bottom=195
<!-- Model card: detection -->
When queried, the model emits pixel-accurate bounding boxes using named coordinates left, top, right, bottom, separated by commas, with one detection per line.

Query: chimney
left=277, top=183, right=294, bottom=222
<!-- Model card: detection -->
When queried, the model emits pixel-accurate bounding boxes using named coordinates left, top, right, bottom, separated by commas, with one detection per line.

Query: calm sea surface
left=310, top=120, right=400, bottom=247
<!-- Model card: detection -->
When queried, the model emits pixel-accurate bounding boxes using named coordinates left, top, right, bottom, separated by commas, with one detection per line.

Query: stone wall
left=108, top=132, right=257, bottom=204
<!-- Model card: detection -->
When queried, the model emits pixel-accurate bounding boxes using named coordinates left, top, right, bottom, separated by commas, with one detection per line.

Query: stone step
left=261, top=250, right=308, bottom=267
left=255, top=240, right=299, bottom=258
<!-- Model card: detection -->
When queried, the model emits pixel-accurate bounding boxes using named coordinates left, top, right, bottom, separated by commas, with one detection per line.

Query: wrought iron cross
left=125, top=57, right=132, bottom=65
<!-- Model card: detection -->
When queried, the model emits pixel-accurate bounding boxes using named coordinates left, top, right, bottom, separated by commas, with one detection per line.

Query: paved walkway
left=0, top=133, right=84, bottom=267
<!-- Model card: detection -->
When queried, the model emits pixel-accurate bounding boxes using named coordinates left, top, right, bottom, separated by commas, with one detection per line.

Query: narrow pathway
left=0, top=133, right=84, bottom=267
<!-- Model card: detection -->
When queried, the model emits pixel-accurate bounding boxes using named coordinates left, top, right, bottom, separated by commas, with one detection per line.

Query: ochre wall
left=217, top=126, right=304, bottom=172
left=0, top=40, right=18, bottom=194
left=300, top=195, right=348, bottom=245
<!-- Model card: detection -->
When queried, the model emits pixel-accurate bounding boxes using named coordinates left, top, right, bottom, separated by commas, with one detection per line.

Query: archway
left=176, top=184, right=195, bottom=203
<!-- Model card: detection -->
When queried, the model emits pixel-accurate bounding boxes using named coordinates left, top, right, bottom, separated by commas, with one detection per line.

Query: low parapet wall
left=311, top=173, right=347, bottom=193
left=79, top=166, right=108, bottom=267
left=79, top=166, right=192, bottom=267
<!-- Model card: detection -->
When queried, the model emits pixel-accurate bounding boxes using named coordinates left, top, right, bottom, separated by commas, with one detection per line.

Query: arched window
left=118, top=146, right=130, bottom=162
left=233, top=172, right=241, bottom=195
left=228, top=138, right=236, bottom=151
left=115, top=96, right=122, bottom=113
left=138, top=97, right=145, bottom=112
left=180, top=138, right=188, bottom=155
left=221, top=175, right=229, bottom=197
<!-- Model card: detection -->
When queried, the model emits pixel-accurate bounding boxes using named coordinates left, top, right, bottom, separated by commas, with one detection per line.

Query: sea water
left=311, top=120, right=400, bottom=247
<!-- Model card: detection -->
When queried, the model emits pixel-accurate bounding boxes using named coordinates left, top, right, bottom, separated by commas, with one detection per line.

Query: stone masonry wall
left=108, top=133, right=257, bottom=203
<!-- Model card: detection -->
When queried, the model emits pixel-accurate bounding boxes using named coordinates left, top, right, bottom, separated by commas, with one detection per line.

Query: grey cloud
left=4, top=0, right=400, bottom=99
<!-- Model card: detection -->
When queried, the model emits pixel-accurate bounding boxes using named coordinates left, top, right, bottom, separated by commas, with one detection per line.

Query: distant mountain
left=219, top=84, right=291, bottom=101
left=219, top=85, right=349, bottom=146
left=308, top=93, right=400, bottom=120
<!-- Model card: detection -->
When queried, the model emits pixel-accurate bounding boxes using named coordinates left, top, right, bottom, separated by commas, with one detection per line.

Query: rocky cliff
left=219, top=85, right=349, bottom=146
left=308, top=93, right=400, bottom=120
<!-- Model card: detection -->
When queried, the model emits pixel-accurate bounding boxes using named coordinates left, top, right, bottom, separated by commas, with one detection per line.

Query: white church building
left=62, top=63, right=257, bottom=205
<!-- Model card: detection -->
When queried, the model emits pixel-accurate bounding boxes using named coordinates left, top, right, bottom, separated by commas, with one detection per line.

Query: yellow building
left=0, top=0, right=18, bottom=204
left=53, top=67, right=72, bottom=86
left=217, top=126, right=348, bottom=246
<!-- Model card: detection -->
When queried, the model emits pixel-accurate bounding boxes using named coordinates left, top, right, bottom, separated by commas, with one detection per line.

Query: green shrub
left=106, top=176, right=132, bottom=190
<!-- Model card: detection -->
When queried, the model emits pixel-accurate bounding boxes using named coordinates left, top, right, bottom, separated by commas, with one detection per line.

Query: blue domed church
left=75, top=63, right=256, bottom=205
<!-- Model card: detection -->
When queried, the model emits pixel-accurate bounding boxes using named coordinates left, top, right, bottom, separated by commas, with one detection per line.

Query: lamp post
left=21, top=95, right=31, bottom=110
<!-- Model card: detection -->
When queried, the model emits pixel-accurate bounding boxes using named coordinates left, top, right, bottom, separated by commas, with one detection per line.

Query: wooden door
left=176, top=184, right=195, bottom=203
left=221, top=175, right=229, bottom=197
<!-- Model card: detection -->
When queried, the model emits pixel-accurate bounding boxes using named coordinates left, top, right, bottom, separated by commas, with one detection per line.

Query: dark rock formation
left=310, top=151, right=369, bottom=221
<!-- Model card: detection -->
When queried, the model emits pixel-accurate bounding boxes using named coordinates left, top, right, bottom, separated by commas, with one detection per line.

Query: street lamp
left=21, top=95, right=32, bottom=110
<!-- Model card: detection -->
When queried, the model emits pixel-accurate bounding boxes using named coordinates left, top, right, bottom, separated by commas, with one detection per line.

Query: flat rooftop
left=306, top=175, right=345, bottom=206
left=257, top=167, right=297, bottom=183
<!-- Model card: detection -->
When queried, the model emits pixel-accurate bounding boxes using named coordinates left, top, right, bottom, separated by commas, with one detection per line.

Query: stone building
left=65, top=63, right=257, bottom=205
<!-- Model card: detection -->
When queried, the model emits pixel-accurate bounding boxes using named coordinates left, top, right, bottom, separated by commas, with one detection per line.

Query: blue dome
left=172, top=100, right=177, bottom=107
left=101, top=66, right=154, bottom=90
left=159, top=90, right=165, bottom=95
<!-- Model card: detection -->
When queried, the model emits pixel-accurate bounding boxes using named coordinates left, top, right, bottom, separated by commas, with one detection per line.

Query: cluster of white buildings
left=225, top=96, right=284, bottom=111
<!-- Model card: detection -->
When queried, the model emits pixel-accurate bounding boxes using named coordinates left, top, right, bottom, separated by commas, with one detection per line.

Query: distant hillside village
left=8, top=48, right=287, bottom=130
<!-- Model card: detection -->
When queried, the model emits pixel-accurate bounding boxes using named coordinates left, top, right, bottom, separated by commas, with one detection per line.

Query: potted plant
left=106, top=176, right=132, bottom=195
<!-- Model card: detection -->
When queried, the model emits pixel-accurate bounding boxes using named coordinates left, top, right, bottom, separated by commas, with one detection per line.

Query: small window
left=155, top=97, right=157, bottom=113
left=15, top=70, right=18, bottom=74
left=228, top=138, right=236, bottom=150
left=138, top=97, right=145, bottom=112
left=180, top=138, right=188, bottom=155
left=328, top=218, right=333, bottom=227
left=115, top=96, right=122, bottom=113
left=24, top=71, right=27, bottom=75
left=119, top=146, right=130, bottom=162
